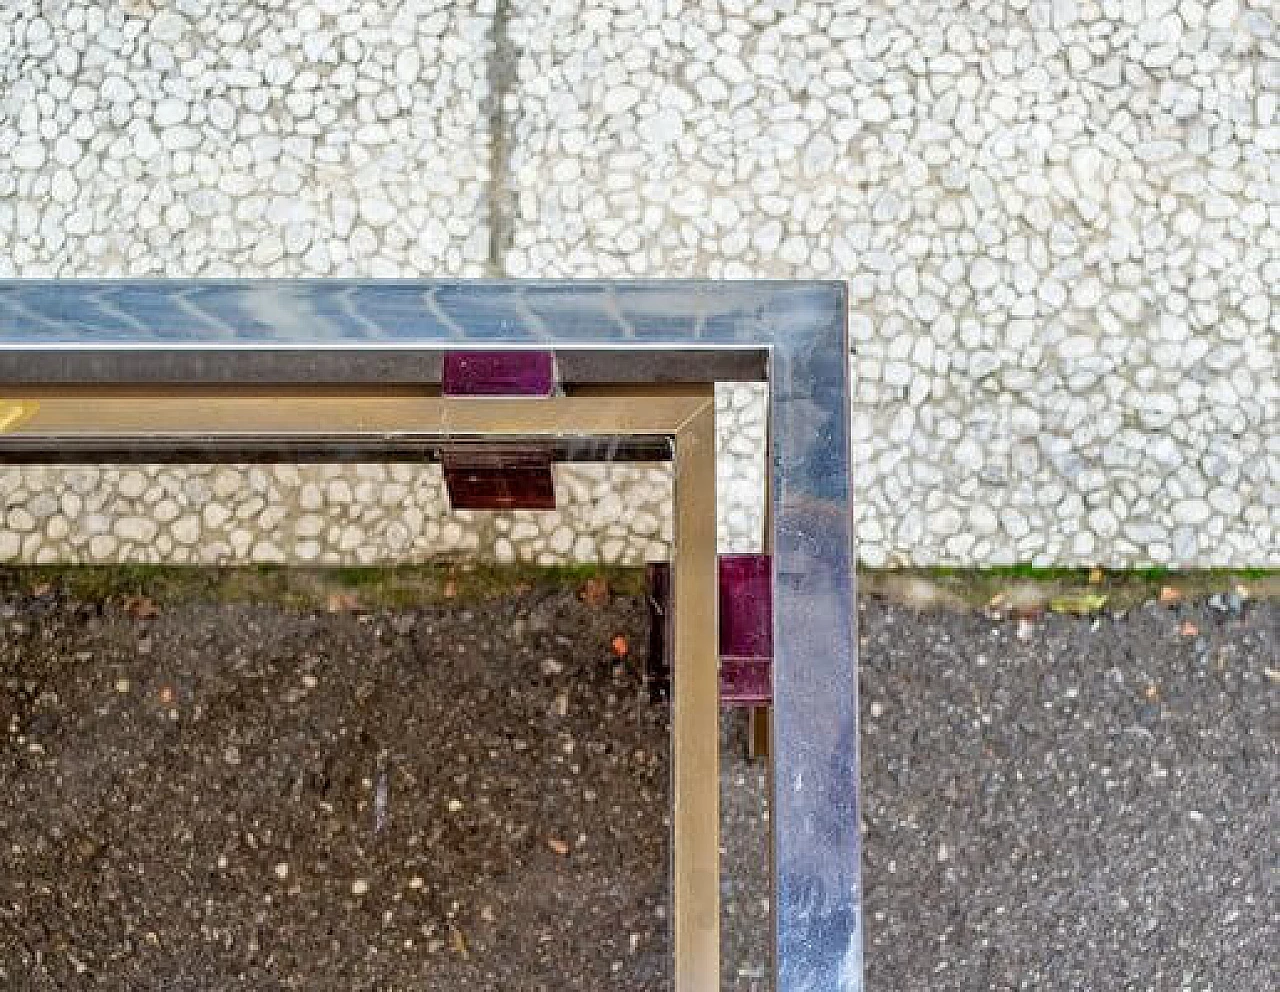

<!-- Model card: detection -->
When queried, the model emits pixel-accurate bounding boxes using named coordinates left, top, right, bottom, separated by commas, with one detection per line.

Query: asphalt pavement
left=1, top=571, right=1274, bottom=990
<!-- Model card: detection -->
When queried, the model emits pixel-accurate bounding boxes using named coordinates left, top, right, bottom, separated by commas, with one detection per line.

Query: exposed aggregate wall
left=1, top=1, right=1276, bottom=566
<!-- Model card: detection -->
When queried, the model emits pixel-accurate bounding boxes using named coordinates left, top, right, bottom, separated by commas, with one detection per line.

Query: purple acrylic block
left=644, top=556, right=775, bottom=706
left=718, top=554, right=773, bottom=707
left=718, top=553, right=773, bottom=660
left=442, top=351, right=556, bottom=397
left=442, top=447, right=557, bottom=511
left=719, top=656, right=773, bottom=706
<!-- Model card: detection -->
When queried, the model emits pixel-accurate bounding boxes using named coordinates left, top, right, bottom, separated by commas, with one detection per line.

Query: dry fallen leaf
left=326, top=591, right=360, bottom=613
left=1088, top=567, right=1105, bottom=585
left=123, top=595, right=159, bottom=620
left=442, top=578, right=458, bottom=599
left=546, top=836, right=570, bottom=856
left=579, top=577, right=611, bottom=608
left=1049, top=592, right=1108, bottom=615
left=449, top=924, right=469, bottom=959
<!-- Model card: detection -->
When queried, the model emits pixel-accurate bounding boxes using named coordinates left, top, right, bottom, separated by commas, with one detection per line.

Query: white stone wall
left=505, top=0, right=1277, bottom=567
left=0, top=462, right=676, bottom=566
left=1, top=0, right=1277, bottom=567
left=0, top=0, right=491, bottom=276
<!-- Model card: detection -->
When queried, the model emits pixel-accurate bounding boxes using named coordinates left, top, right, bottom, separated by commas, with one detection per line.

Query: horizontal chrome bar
left=0, top=347, right=767, bottom=386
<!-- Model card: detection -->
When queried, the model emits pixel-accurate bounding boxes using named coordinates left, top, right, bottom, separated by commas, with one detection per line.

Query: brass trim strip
left=671, top=393, right=720, bottom=991
left=0, top=399, right=38, bottom=433
left=0, top=390, right=713, bottom=440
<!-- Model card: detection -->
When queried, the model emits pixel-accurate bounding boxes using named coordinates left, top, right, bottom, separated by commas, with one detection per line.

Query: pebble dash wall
left=1, top=0, right=1276, bottom=567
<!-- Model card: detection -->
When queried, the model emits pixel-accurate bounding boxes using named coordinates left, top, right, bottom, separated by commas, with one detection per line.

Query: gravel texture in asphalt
left=855, top=592, right=1275, bottom=992
left=0, top=571, right=1274, bottom=991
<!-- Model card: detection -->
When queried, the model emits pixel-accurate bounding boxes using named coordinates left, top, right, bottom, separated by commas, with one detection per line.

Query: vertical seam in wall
left=485, top=0, right=514, bottom=278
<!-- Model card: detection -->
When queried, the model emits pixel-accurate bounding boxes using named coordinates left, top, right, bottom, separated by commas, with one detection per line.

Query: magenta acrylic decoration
left=442, top=350, right=556, bottom=397
left=442, top=448, right=557, bottom=511
left=718, top=553, right=773, bottom=660
left=442, top=351, right=557, bottom=509
left=718, top=553, right=773, bottom=706
left=644, top=556, right=775, bottom=705
left=719, top=656, right=772, bottom=706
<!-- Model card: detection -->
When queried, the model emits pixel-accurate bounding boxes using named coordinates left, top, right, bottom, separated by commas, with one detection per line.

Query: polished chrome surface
left=0, top=279, right=860, bottom=991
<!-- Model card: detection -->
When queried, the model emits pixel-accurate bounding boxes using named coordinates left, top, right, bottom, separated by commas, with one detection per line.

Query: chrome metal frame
left=0, top=280, right=860, bottom=991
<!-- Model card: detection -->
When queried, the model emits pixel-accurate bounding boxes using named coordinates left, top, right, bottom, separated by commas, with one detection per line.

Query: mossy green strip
left=0, top=564, right=1272, bottom=613
left=0, top=563, right=646, bottom=611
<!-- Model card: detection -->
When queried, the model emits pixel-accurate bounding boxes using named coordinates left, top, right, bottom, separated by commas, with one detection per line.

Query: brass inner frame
left=2, top=385, right=724, bottom=991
